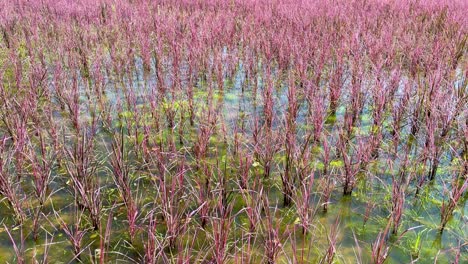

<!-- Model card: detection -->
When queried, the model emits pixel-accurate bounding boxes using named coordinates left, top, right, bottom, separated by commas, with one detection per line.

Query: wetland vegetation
left=0, top=0, right=467, bottom=263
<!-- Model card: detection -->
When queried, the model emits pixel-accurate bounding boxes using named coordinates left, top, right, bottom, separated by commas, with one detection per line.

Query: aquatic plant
left=320, top=217, right=341, bottom=264
left=3, top=224, right=25, bottom=264
left=108, top=128, right=139, bottom=241
left=440, top=173, right=468, bottom=232
left=0, top=0, right=466, bottom=262
left=0, top=138, right=25, bottom=223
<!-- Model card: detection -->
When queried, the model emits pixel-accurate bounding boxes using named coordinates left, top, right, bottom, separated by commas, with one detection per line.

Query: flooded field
left=0, top=0, right=467, bottom=263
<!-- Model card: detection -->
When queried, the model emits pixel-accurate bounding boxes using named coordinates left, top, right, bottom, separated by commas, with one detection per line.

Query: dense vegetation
left=0, top=0, right=466, bottom=263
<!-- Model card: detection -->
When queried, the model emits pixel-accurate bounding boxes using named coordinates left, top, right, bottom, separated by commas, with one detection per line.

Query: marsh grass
left=0, top=0, right=467, bottom=263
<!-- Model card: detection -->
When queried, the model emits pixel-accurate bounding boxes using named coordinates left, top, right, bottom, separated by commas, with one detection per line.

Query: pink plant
left=263, top=200, right=283, bottom=264
left=440, top=174, right=468, bottom=232
left=109, top=128, right=139, bottom=241
left=54, top=208, right=88, bottom=260
left=0, top=137, right=25, bottom=222
left=282, top=75, right=299, bottom=206
left=4, top=224, right=25, bottom=264
left=0, top=0, right=466, bottom=262
left=295, top=172, right=315, bottom=234
left=211, top=193, right=234, bottom=263
left=321, top=217, right=340, bottom=264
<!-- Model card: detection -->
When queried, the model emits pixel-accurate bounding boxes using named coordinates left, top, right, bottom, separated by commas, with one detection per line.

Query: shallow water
left=0, top=57, right=466, bottom=263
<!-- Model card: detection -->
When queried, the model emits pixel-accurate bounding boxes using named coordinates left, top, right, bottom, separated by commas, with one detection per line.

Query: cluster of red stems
left=0, top=0, right=466, bottom=263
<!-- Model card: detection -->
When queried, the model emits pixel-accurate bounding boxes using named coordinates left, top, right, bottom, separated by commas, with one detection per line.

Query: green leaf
left=330, top=160, right=344, bottom=168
